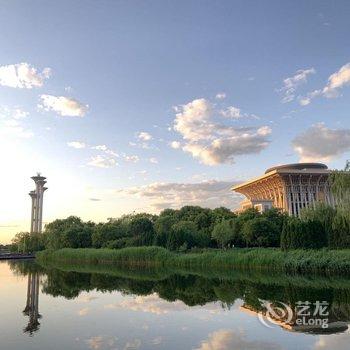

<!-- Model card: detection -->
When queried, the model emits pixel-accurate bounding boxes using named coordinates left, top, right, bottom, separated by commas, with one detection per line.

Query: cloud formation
left=170, top=141, right=181, bottom=149
left=39, top=94, right=88, bottom=117
left=67, top=141, right=86, bottom=149
left=88, top=155, right=117, bottom=168
left=300, top=62, right=350, bottom=105
left=279, top=68, right=315, bottom=103
left=173, top=98, right=271, bottom=165
left=117, top=179, right=242, bottom=210
left=215, top=92, right=226, bottom=100
left=292, top=123, right=350, bottom=162
left=0, top=106, right=33, bottom=138
left=137, top=131, right=152, bottom=141
left=0, top=62, right=51, bottom=88
left=195, top=329, right=282, bottom=350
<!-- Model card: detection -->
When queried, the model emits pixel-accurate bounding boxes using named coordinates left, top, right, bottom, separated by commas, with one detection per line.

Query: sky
left=1, top=0, right=350, bottom=243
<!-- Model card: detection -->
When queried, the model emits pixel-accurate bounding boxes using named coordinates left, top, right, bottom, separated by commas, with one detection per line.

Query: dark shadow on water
left=9, top=260, right=350, bottom=336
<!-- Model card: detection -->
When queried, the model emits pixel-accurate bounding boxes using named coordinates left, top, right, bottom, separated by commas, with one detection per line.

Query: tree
left=11, top=232, right=45, bottom=253
left=281, top=217, right=327, bottom=250
left=92, top=221, right=126, bottom=248
left=128, top=217, right=155, bottom=246
left=154, top=215, right=177, bottom=247
left=300, top=203, right=336, bottom=245
left=44, top=216, right=94, bottom=249
left=167, top=221, right=197, bottom=251
left=242, top=217, right=280, bottom=247
left=212, top=219, right=242, bottom=248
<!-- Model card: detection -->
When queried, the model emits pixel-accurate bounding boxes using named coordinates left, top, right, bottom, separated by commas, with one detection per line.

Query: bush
left=281, top=217, right=327, bottom=250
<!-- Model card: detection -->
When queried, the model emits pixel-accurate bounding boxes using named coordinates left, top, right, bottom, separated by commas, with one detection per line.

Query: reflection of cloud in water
left=150, top=336, right=163, bottom=345
left=86, top=335, right=141, bottom=350
left=195, top=329, right=283, bottom=350
left=104, top=293, right=225, bottom=315
left=78, top=307, right=90, bottom=316
left=123, top=338, right=141, bottom=350
left=86, top=335, right=118, bottom=349
left=78, top=295, right=98, bottom=303
left=314, top=329, right=350, bottom=350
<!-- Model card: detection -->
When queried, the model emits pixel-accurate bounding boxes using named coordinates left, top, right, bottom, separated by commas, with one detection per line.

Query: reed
left=36, top=246, right=350, bottom=275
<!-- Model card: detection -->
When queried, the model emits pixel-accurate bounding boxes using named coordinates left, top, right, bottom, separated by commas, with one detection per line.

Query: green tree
left=44, top=216, right=94, bottom=249
left=167, top=221, right=197, bottom=251
left=242, top=217, right=280, bottom=247
left=128, top=217, right=155, bottom=246
left=11, top=232, right=45, bottom=253
left=281, top=217, right=327, bottom=250
left=154, top=215, right=177, bottom=247
left=300, top=203, right=336, bottom=245
left=92, top=221, right=126, bottom=248
left=212, top=219, right=242, bottom=248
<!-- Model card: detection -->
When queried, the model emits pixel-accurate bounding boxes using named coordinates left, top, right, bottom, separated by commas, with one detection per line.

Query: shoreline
left=36, top=246, right=350, bottom=276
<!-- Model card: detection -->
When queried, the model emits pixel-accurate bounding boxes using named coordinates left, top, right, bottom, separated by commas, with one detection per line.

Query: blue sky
left=1, top=0, right=350, bottom=243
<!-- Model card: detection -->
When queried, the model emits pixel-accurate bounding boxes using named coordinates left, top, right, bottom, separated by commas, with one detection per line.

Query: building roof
left=232, top=163, right=332, bottom=191
left=264, top=162, right=328, bottom=174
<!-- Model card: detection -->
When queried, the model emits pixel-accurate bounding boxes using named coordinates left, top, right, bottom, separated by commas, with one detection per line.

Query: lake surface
left=1, top=260, right=350, bottom=350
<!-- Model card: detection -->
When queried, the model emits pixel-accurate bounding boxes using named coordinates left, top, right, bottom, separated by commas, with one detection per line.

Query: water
left=1, top=260, right=350, bottom=350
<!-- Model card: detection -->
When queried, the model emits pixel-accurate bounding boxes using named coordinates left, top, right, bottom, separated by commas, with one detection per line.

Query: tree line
left=11, top=161, right=350, bottom=252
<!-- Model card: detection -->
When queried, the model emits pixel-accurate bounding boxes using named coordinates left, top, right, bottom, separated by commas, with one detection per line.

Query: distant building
left=29, top=174, right=47, bottom=233
left=232, top=163, right=335, bottom=216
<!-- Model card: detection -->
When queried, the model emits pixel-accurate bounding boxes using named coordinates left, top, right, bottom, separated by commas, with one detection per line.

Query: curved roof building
left=232, top=163, right=335, bottom=216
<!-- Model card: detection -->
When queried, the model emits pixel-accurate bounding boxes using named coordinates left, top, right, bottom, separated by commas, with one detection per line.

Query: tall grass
left=36, top=246, right=350, bottom=275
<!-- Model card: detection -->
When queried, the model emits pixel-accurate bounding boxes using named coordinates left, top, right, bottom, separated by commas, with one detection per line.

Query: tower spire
left=29, top=174, right=47, bottom=233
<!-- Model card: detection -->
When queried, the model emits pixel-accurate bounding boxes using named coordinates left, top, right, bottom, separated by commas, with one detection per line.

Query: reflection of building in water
left=240, top=302, right=349, bottom=335
left=23, top=272, right=41, bottom=335
left=232, top=163, right=335, bottom=216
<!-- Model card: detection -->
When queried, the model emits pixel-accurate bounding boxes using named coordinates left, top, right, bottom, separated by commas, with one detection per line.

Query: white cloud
left=195, top=329, right=282, bottom=350
left=92, top=145, right=119, bottom=157
left=0, top=107, right=33, bottom=138
left=124, top=155, right=139, bottom=163
left=170, top=141, right=181, bottom=149
left=117, top=179, right=242, bottom=210
left=215, top=92, right=226, bottom=100
left=149, top=157, right=158, bottom=164
left=220, top=106, right=243, bottom=119
left=292, top=123, right=350, bottom=162
left=0, top=106, right=29, bottom=120
left=173, top=98, right=271, bottom=165
left=0, top=62, right=50, bottom=88
left=300, top=62, right=350, bottom=105
left=279, top=68, right=315, bottom=103
left=88, top=155, right=117, bottom=168
left=67, top=141, right=86, bottom=149
left=322, top=62, right=350, bottom=98
left=39, top=94, right=88, bottom=117
left=92, top=145, right=107, bottom=151
left=137, top=131, right=152, bottom=141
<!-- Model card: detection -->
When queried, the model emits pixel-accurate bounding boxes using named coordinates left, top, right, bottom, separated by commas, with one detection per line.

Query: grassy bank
left=36, top=246, right=350, bottom=275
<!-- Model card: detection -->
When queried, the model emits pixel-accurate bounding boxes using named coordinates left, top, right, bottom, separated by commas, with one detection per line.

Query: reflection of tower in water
left=23, top=272, right=41, bottom=335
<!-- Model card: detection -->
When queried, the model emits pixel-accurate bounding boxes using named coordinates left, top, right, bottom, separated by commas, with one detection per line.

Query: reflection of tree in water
left=23, top=272, right=41, bottom=335
left=9, top=260, right=350, bottom=336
